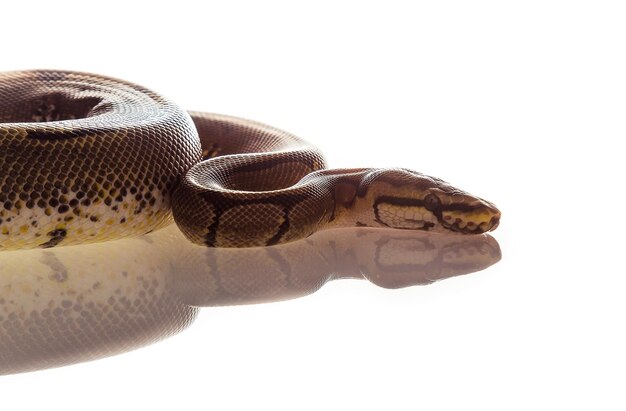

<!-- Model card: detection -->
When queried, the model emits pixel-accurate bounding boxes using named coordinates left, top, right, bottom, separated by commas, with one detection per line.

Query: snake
left=0, top=70, right=501, bottom=250
left=0, top=224, right=500, bottom=374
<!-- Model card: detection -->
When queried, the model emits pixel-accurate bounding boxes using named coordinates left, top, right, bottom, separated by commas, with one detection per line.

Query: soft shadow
left=0, top=225, right=500, bottom=375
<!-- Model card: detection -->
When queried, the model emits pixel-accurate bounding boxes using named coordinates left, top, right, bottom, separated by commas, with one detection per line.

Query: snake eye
left=424, top=194, right=441, bottom=211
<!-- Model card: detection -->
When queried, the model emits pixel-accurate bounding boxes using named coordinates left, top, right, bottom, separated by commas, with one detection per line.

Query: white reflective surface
left=0, top=225, right=500, bottom=374
left=1, top=1, right=624, bottom=410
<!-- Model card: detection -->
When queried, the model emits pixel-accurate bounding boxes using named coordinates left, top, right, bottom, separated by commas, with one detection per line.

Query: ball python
left=0, top=224, right=500, bottom=375
left=0, top=70, right=501, bottom=250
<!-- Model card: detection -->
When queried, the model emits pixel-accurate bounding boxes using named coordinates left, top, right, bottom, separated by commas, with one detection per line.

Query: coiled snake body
left=0, top=70, right=500, bottom=250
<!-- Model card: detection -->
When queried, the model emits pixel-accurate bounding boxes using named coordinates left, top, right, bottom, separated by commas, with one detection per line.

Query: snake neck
left=297, top=168, right=384, bottom=229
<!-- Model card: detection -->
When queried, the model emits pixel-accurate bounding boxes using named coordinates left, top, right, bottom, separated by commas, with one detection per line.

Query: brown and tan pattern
left=177, top=113, right=501, bottom=247
left=0, top=70, right=200, bottom=250
left=0, top=70, right=500, bottom=250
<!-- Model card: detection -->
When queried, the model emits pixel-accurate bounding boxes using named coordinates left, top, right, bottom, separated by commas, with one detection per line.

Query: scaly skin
left=0, top=70, right=200, bottom=250
left=175, top=113, right=500, bottom=247
left=1, top=70, right=500, bottom=250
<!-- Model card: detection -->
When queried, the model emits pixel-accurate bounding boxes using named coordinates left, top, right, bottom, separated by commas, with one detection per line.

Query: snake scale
left=0, top=70, right=500, bottom=250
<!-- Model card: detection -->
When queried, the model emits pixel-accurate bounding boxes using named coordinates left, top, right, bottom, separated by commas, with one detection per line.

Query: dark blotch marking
left=40, top=228, right=67, bottom=248
left=201, top=191, right=312, bottom=247
left=265, top=206, right=291, bottom=246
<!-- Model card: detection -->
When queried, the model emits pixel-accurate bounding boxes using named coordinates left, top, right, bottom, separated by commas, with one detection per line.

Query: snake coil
left=0, top=70, right=500, bottom=250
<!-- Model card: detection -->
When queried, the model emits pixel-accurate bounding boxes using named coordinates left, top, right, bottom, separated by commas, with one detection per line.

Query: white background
left=2, top=0, right=625, bottom=409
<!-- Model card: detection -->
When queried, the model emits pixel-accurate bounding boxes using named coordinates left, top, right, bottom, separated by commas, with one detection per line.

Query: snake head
left=366, top=169, right=501, bottom=234
left=424, top=187, right=501, bottom=234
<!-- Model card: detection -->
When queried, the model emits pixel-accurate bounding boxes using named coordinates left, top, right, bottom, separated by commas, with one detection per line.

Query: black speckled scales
left=0, top=70, right=201, bottom=250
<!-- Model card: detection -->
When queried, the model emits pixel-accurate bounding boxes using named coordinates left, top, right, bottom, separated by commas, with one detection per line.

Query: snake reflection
left=0, top=225, right=500, bottom=375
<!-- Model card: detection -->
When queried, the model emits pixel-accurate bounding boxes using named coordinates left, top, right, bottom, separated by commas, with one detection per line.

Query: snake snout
left=438, top=195, right=501, bottom=234
left=475, top=201, right=501, bottom=233
left=487, top=213, right=500, bottom=231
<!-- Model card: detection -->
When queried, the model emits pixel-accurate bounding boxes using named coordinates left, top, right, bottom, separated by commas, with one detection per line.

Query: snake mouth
left=442, top=215, right=500, bottom=234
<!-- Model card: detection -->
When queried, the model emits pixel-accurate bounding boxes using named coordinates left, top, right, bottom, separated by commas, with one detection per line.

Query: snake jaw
left=415, top=180, right=501, bottom=234
left=437, top=197, right=501, bottom=234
